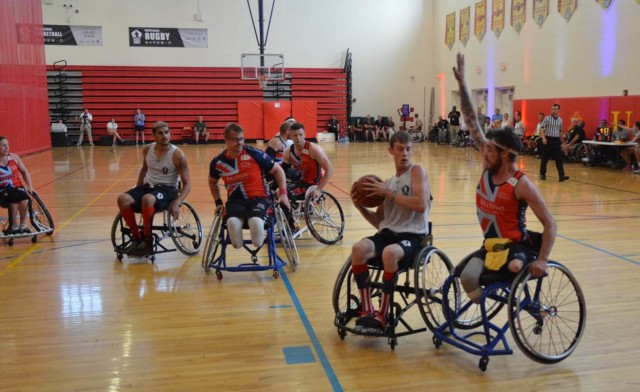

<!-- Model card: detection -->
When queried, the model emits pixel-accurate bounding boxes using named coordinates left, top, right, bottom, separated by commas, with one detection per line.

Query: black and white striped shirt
left=541, top=115, right=563, bottom=137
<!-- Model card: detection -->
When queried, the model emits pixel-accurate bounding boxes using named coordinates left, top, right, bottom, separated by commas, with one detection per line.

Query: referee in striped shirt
left=539, top=103, right=570, bottom=182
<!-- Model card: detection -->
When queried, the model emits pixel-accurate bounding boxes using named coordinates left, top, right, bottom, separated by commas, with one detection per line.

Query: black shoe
left=559, top=175, right=570, bottom=182
left=539, top=174, right=546, bottom=180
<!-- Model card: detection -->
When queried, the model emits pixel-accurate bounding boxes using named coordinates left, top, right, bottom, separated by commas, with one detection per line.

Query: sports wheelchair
left=201, top=197, right=299, bottom=280
left=437, top=127, right=451, bottom=145
left=408, top=128, right=424, bottom=143
left=289, top=185, right=345, bottom=245
left=332, top=225, right=450, bottom=350
left=111, top=201, right=203, bottom=263
left=424, top=253, right=586, bottom=371
left=1, top=189, right=54, bottom=246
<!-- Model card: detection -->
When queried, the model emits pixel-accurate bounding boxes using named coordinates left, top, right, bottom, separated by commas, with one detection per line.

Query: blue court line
left=279, top=268, right=343, bottom=392
left=558, top=234, right=640, bottom=266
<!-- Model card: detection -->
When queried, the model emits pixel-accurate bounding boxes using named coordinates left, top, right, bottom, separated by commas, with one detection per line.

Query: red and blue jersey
left=476, top=170, right=528, bottom=243
left=209, top=145, right=275, bottom=199
left=0, top=156, right=23, bottom=189
left=289, top=141, right=322, bottom=185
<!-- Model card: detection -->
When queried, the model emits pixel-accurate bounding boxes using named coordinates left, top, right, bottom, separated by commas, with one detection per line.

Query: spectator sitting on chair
left=209, top=123, right=290, bottom=249
left=282, top=122, right=334, bottom=201
left=352, top=118, right=363, bottom=142
left=51, top=118, right=68, bottom=146
left=490, top=108, right=503, bottom=129
left=618, top=121, right=640, bottom=171
left=513, top=112, right=525, bottom=139
left=387, top=116, right=396, bottom=135
left=501, top=113, right=512, bottom=129
left=448, top=106, right=461, bottom=145
left=116, top=121, right=190, bottom=254
left=364, top=115, right=375, bottom=142
left=327, top=115, right=339, bottom=140
left=193, top=116, right=209, bottom=144
left=0, top=136, right=34, bottom=235
left=107, top=117, right=125, bottom=147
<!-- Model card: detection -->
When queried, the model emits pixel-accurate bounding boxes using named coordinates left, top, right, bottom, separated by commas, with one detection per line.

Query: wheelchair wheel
left=169, top=201, right=203, bottom=255
left=29, top=192, right=54, bottom=235
left=275, top=204, right=299, bottom=270
left=508, top=261, right=586, bottom=364
left=332, top=258, right=360, bottom=325
left=414, top=247, right=454, bottom=331
left=111, top=212, right=135, bottom=259
left=444, top=276, right=507, bottom=330
left=411, top=130, right=423, bottom=143
left=201, top=211, right=223, bottom=272
left=574, top=144, right=589, bottom=162
left=304, top=191, right=345, bottom=245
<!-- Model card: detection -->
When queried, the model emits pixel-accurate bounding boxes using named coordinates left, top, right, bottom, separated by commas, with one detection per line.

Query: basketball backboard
left=241, top=53, right=285, bottom=82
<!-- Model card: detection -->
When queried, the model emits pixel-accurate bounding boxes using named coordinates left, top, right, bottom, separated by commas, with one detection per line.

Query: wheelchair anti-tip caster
left=479, top=357, right=489, bottom=372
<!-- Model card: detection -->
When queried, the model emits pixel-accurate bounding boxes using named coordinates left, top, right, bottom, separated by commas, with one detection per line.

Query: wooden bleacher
left=46, top=65, right=347, bottom=144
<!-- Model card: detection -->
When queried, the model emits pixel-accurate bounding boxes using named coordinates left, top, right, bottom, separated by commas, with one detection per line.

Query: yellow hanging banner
left=533, top=0, right=549, bottom=27
left=460, top=6, right=471, bottom=46
left=492, top=0, right=505, bottom=38
left=475, top=1, right=487, bottom=42
left=511, top=0, right=526, bottom=33
left=445, top=12, right=456, bottom=50
left=558, top=0, right=577, bottom=21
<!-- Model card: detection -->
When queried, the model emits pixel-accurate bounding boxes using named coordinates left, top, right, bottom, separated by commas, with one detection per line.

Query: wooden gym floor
left=1, top=140, right=640, bottom=391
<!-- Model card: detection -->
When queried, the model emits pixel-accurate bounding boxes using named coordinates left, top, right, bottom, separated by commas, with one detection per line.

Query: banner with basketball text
left=533, top=0, right=549, bottom=27
left=511, top=0, right=526, bottom=34
left=492, top=0, right=505, bottom=38
left=475, top=1, right=487, bottom=42
left=445, top=12, right=456, bottom=49
left=558, top=0, right=577, bottom=21
left=460, top=7, right=470, bottom=46
left=129, top=27, right=208, bottom=48
left=595, top=0, right=613, bottom=8
left=42, top=25, right=102, bottom=46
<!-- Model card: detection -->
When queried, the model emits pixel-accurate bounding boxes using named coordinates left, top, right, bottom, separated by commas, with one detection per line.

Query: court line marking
left=0, top=165, right=139, bottom=278
left=279, top=268, right=343, bottom=392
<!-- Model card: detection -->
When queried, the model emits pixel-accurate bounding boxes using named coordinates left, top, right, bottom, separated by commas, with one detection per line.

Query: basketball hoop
left=258, top=75, right=268, bottom=90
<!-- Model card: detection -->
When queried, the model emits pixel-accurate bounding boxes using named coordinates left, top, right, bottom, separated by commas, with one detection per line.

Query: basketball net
left=258, top=75, right=268, bottom=90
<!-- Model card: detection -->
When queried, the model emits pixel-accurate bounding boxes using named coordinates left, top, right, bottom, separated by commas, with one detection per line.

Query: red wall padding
left=515, top=96, right=640, bottom=139
left=237, top=100, right=264, bottom=139
left=292, top=101, right=318, bottom=134
left=0, top=0, right=50, bottom=155
left=263, top=101, right=292, bottom=139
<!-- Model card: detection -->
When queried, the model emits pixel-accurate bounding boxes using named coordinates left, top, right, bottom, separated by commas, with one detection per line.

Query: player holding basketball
left=452, top=53, right=556, bottom=303
left=349, top=131, right=432, bottom=332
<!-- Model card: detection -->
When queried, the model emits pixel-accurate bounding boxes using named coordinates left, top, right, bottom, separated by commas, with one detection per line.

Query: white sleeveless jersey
left=379, top=165, right=430, bottom=235
left=144, top=143, right=179, bottom=188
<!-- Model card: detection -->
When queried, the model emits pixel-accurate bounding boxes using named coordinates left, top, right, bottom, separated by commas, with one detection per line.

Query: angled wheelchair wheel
left=414, top=247, right=454, bottom=331
left=411, top=130, right=424, bottom=143
left=444, top=276, right=507, bottom=330
left=169, top=201, right=202, bottom=255
left=304, top=191, right=345, bottom=245
left=332, top=257, right=360, bottom=325
left=202, top=211, right=223, bottom=272
left=29, top=192, right=54, bottom=235
left=111, top=212, right=135, bottom=260
left=275, top=204, right=299, bottom=270
left=508, top=262, right=586, bottom=364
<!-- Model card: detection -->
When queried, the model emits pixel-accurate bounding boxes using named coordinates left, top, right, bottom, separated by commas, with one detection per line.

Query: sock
left=120, top=207, right=141, bottom=239
left=352, top=263, right=372, bottom=314
left=141, top=206, right=155, bottom=240
left=379, top=270, right=398, bottom=324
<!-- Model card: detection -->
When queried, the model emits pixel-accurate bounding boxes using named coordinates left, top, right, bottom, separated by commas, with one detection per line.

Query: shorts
left=134, top=125, right=145, bottom=133
left=126, top=184, right=178, bottom=213
left=0, top=186, right=29, bottom=207
left=287, top=180, right=315, bottom=200
left=365, top=228, right=424, bottom=270
left=226, top=197, right=270, bottom=220
left=195, top=129, right=207, bottom=136
left=471, top=231, right=542, bottom=274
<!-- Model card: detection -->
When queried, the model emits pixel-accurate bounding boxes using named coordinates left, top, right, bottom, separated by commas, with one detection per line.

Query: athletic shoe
left=539, top=174, right=546, bottom=180
left=559, top=175, right=570, bottom=182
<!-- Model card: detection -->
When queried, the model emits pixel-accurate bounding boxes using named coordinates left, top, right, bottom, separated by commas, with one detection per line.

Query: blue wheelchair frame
left=202, top=199, right=298, bottom=280
left=429, top=255, right=587, bottom=371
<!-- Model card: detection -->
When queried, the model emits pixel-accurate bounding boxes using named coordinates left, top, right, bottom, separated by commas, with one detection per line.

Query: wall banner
left=475, top=1, right=487, bottom=42
left=558, top=0, right=577, bottom=21
left=129, top=27, right=208, bottom=48
left=445, top=13, right=456, bottom=49
left=43, top=25, right=102, bottom=46
left=492, top=0, right=506, bottom=38
left=460, top=7, right=471, bottom=46
left=511, top=0, right=526, bottom=33
left=595, top=0, right=613, bottom=8
left=533, top=0, right=549, bottom=27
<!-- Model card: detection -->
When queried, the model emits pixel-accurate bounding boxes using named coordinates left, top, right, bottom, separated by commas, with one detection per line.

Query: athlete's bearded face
left=485, top=141, right=503, bottom=174
left=153, top=127, right=171, bottom=146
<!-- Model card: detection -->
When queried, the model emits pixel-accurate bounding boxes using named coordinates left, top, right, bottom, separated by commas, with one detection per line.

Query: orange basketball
left=351, top=175, right=385, bottom=208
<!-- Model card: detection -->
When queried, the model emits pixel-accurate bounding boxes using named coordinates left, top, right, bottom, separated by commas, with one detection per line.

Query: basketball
left=351, top=175, right=385, bottom=208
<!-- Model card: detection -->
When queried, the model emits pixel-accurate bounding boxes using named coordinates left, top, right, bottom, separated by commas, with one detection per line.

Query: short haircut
left=152, top=121, right=168, bottom=134
left=224, top=122, right=244, bottom=139
left=486, top=128, right=523, bottom=162
left=552, top=103, right=560, bottom=109
left=389, top=131, right=411, bottom=147
left=279, top=121, right=292, bottom=135
left=290, top=122, right=305, bottom=133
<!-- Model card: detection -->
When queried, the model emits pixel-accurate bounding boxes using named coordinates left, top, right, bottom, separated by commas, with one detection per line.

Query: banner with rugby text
left=128, top=27, right=208, bottom=48
left=474, top=1, right=487, bottom=42
left=43, top=25, right=102, bottom=46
